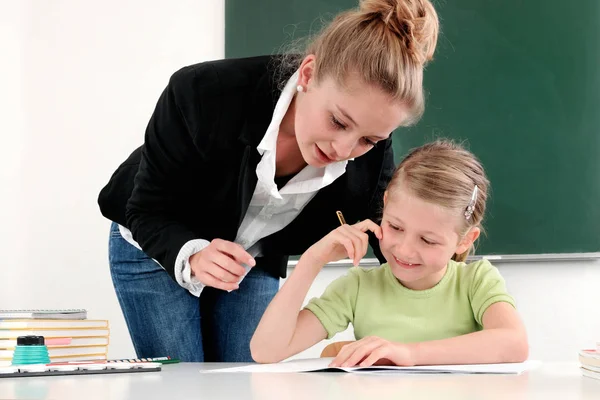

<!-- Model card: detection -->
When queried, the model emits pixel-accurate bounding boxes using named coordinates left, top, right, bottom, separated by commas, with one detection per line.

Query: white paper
left=201, top=357, right=540, bottom=375
left=202, top=358, right=331, bottom=373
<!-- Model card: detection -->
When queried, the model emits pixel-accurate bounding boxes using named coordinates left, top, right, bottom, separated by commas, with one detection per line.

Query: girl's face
left=290, top=55, right=407, bottom=167
left=379, top=185, right=480, bottom=290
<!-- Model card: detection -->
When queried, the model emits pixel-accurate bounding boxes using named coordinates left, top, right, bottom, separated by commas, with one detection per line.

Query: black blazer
left=98, top=56, right=395, bottom=281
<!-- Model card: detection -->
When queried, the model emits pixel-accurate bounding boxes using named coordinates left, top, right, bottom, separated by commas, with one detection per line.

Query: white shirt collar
left=257, top=71, right=297, bottom=154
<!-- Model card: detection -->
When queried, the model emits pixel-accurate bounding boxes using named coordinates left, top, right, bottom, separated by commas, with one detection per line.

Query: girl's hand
left=329, top=336, right=416, bottom=368
left=304, top=219, right=382, bottom=267
left=190, top=239, right=255, bottom=291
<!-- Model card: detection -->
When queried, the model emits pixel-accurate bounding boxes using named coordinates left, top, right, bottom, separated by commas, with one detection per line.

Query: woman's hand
left=329, top=336, right=416, bottom=368
left=190, top=239, right=255, bottom=291
left=304, top=219, right=382, bottom=267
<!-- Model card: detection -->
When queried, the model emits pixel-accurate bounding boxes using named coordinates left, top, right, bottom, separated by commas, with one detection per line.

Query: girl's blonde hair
left=281, top=0, right=439, bottom=126
left=387, top=140, right=490, bottom=262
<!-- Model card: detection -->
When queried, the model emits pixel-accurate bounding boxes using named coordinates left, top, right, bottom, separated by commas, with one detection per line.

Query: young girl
left=251, top=140, right=528, bottom=367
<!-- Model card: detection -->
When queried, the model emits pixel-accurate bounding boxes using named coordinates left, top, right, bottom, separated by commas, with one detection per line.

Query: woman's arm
left=123, top=65, right=255, bottom=292
left=125, top=65, right=217, bottom=278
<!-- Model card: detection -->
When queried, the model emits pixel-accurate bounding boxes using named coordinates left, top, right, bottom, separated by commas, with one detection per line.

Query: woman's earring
left=296, top=85, right=304, bottom=93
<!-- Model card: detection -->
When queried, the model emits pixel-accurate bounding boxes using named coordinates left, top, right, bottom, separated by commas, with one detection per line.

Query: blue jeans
left=108, top=222, right=279, bottom=362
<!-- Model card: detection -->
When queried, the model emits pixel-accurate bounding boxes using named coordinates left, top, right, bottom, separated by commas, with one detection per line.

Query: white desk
left=0, top=362, right=597, bottom=399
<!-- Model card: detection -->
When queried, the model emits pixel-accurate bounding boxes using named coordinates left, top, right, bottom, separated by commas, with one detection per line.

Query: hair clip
left=464, top=185, right=478, bottom=220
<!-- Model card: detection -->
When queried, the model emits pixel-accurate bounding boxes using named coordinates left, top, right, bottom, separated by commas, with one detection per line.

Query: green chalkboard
left=225, top=0, right=600, bottom=256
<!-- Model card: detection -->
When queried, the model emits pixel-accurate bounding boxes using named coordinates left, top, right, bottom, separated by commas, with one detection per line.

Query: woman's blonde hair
left=281, top=0, right=439, bottom=126
left=386, top=140, right=490, bottom=262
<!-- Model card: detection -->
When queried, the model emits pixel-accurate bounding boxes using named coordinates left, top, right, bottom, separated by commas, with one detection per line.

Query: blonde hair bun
left=359, top=0, right=439, bottom=65
left=286, top=0, right=441, bottom=125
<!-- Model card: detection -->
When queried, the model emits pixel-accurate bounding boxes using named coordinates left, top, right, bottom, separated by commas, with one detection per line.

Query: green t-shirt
left=304, top=260, right=515, bottom=342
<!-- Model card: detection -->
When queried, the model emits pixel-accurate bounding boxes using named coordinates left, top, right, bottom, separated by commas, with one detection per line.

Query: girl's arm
left=331, top=301, right=528, bottom=367
left=250, top=253, right=328, bottom=364
left=250, top=220, right=382, bottom=364
left=410, top=301, right=528, bottom=365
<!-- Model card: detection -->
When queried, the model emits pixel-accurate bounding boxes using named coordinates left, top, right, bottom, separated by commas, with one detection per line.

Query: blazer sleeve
left=367, top=138, right=395, bottom=264
left=125, top=65, right=219, bottom=279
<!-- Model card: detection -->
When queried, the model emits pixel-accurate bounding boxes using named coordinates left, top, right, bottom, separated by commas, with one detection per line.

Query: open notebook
left=202, top=357, right=540, bottom=375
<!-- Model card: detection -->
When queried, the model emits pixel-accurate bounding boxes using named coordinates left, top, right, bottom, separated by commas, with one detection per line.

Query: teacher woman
left=98, top=0, right=439, bottom=362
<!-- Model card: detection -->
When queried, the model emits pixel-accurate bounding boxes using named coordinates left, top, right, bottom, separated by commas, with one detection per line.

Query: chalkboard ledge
left=286, top=253, right=600, bottom=268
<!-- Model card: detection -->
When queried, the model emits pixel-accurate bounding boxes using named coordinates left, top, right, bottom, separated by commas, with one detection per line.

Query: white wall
left=1, top=0, right=598, bottom=364
left=0, top=0, right=224, bottom=359
left=0, top=1, right=26, bottom=287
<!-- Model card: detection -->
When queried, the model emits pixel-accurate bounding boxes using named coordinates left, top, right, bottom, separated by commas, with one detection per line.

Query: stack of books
left=579, top=343, right=600, bottom=381
left=0, top=309, right=109, bottom=366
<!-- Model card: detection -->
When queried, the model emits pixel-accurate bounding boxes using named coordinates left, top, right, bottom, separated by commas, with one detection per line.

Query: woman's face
left=292, top=55, right=408, bottom=167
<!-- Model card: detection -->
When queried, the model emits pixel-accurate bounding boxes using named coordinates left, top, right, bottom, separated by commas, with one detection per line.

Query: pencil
left=336, top=210, right=346, bottom=225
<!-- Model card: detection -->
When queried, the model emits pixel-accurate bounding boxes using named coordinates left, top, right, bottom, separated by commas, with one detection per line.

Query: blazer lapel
left=234, top=58, right=288, bottom=228
left=235, top=145, right=261, bottom=228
